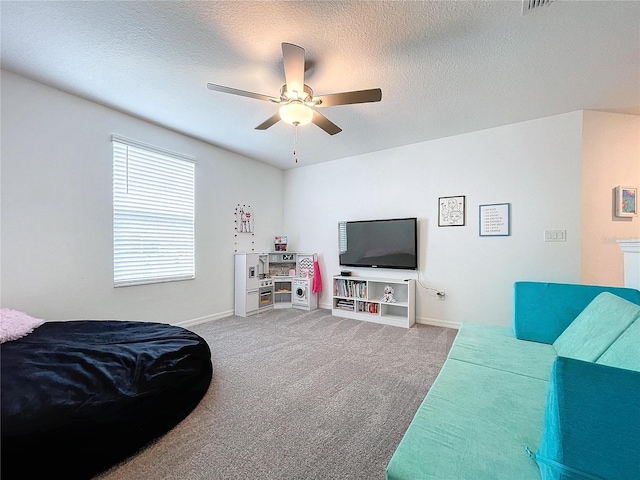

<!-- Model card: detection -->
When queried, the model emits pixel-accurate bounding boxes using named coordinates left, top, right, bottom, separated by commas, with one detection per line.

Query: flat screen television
left=339, top=217, right=418, bottom=270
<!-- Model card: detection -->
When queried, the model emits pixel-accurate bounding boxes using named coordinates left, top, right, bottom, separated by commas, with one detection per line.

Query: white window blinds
left=112, top=135, right=195, bottom=287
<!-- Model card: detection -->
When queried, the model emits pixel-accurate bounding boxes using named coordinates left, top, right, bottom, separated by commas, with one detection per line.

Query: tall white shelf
left=331, top=276, right=415, bottom=328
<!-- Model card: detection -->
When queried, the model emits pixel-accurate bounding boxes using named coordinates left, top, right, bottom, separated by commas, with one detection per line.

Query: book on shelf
left=356, top=301, right=379, bottom=314
left=333, top=279, right=367, bottom=298
left=335, top=299, right=355, bottom=311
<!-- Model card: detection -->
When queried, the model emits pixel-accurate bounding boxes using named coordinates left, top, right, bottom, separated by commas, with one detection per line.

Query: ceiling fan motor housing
left=279, top=84, right=316, bottom=105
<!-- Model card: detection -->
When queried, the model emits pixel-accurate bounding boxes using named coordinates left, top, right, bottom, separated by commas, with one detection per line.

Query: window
left=112, top=135, right=195, bottom=287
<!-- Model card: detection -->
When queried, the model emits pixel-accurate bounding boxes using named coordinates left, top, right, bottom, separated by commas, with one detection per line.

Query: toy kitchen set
left=234, top=241, right=318, bottom=317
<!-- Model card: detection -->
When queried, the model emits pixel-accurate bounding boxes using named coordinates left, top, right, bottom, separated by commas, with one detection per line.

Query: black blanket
left=1, top=320, right=212, bottom=479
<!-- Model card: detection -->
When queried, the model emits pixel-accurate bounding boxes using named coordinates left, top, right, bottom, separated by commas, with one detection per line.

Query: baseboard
left=416, top=316, right=461, bottom=330
left=320, top=303, right=461, bottom=330
left=175, top=310, right=234, bottom=328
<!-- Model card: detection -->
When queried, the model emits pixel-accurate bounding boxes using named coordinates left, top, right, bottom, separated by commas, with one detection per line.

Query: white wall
left=284, top=112, right=584, bottom=327
left=581, top=111, right=640, bottom=286
left=1, top=71, right=284, bottom=323
left=6, top=71, right=633, bottom=328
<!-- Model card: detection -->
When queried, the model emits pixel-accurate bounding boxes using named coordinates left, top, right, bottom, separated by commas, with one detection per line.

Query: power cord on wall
left=405, top=274, right=446, bottom=300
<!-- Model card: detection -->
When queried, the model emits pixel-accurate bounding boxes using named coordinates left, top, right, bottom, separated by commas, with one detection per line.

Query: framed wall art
left=438, top=195, right=466, bottom=227
left=479, top=203, right=510, bottom=236
left=615, top=186, right=637, bottom=217
left=235, top=204, right=254, bottom=233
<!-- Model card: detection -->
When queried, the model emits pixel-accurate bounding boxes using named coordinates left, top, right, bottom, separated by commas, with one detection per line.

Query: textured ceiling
left=2, top=1, right=639, bottom=170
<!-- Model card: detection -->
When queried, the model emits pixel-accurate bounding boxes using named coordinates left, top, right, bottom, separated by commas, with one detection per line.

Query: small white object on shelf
left=382, top=285, right=396, bottom=303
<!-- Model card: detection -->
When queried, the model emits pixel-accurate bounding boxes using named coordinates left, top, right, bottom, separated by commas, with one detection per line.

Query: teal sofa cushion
left=448, top=322, right=557, bottom=381
left=513, top=282, right=640, bottom=344
left=552, top=292, right=640, bottom=361
left=386, top=359, right=547, bottom=480
left=529, top=357, right=640, bottom=480
left=596, top=317, right=640, bottom=372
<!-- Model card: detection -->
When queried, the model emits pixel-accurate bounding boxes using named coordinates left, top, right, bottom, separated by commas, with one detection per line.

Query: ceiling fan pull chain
left=293, top=125, right=299, bottom=163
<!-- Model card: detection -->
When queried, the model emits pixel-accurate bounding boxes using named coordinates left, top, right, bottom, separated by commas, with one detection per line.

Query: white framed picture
left=479, top=203, right=510, bottom=236
left=615, top=186, right=637, bottom=217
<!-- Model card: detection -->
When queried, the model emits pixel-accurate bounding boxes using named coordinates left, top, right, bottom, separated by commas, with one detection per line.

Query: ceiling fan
left=207, top=42, right=382, bottom=135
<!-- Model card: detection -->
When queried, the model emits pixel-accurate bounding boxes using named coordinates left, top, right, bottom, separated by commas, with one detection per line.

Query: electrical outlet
left=544, top=229, right=566, bottom=242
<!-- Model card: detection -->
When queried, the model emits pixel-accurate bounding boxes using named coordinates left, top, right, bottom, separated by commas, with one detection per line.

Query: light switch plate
left=544, top=229, right=566, bottom=242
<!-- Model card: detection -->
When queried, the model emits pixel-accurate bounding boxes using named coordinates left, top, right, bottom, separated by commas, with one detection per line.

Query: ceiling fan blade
left=282, top=43, right=305, bottom=97
left=314, top=88, right=382, bottom=107
left=207, top=83, right=279, bottom=103
left=255, top=112, right=281, bottom=130
left=311, top=110, right=342, bottom=135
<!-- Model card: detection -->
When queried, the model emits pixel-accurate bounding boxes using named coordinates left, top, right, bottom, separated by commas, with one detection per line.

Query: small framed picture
left=438, top=196, right=466, bottom=226
left=615, top=186, right=637, bottom=217
left=479, top=203, right=511, bottom=236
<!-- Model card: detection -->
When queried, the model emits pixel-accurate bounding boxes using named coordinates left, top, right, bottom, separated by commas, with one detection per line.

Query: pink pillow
left=0, top=308, right=46, bottom=343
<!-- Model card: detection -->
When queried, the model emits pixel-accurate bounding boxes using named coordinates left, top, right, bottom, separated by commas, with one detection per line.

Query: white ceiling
left=2, top=1, right=639, bottom=170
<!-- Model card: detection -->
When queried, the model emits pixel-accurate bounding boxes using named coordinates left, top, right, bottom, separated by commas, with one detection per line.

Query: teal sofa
left=386, top=281, right=640, bottom=480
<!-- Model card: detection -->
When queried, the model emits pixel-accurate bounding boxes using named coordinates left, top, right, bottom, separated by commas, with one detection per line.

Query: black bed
left=1, top=320, right=212, bottom=479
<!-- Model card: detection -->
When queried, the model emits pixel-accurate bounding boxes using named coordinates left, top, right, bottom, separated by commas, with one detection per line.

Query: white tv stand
left=331, top=276, right=415, bottom=328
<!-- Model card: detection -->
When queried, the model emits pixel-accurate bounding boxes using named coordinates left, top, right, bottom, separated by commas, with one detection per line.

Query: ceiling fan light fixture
left=279, top=101, right=313, bottom=126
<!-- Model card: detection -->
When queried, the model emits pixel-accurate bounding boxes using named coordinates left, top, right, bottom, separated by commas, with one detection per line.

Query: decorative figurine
left=382, top=285, right=396, bottom=303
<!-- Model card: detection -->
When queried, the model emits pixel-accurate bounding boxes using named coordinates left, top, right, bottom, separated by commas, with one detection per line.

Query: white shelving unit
left=332, top=276, right=415, bottom=328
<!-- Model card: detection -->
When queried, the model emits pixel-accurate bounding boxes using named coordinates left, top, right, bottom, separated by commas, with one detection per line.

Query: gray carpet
left=96, top=308, right=458, bottom=480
